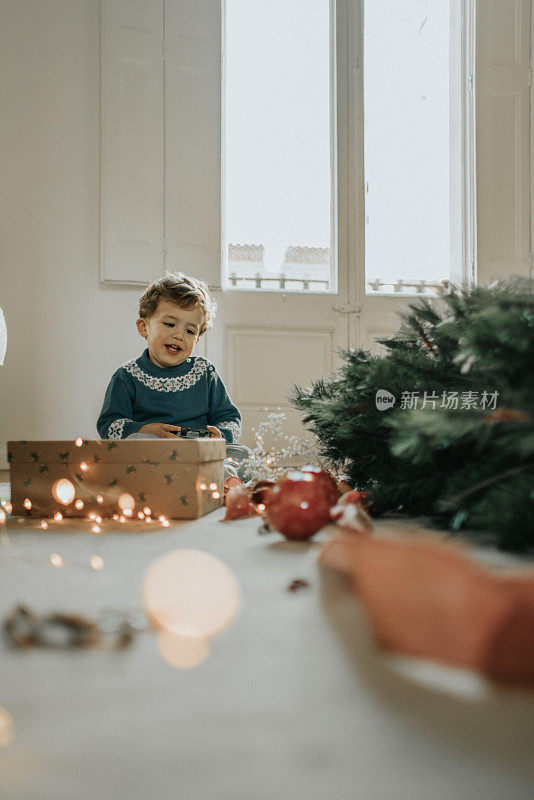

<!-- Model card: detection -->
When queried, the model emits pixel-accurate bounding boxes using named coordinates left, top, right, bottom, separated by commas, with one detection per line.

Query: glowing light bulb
left=51, top=479, right=75, bottom=505
left=119, top=516, right=126, bottom=523
left=74, top=437, right=83, bottom=447
left=23, top=498, right=32, bottom=510
left=80, top=462, right=88, bottom=471
left=91, top=524, right=101, bottom=534
left=50, top=553, right=63, bottom=567
left=112, top=514, right=119, bottom=521
left=300, top=501, right=309, bottom=509
left=212, top=491, right=220, bottom=499
left=143, top=549, right=241, bottom=638
left=40, top=521, right=48, bottom=529
left=4, top=502, right=12, bottom=514
left=199, top=483, right=207, bottom=491
left=75, top=499, right=84, bottom=510
left=145, top=516, right=152, bottom=523
left=89, top=513, right=96, bottom=520
left=161, top=520, right=170, bottom=527
left=0, top=510, right=5, bottom=524
left=54, top=512, right=63, bottom=522
left=96, top=495, right=103, bottom=504
left=137, top=511, right=145, bottom=520
left=95, top=516, right=102, bottom=524
left=90, top=555, right=104, bottom=571
left=123, top=509, right=132, bottom=517
left=209, top=483, right=217, bottom=491
left=143, top=507, right=151, bottom=516
left=257, top=503, right=265, bottom=512
left=118, top=493, right=135, bottom=513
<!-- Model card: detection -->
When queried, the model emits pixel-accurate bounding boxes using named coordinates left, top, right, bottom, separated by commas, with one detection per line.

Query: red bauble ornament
left=265, top=467, right=338, bottom=541
left=222, top=484, right=258, bottom=521
left=341, top=490, right=370, bottom=510
left=250, top=480, right=275, bottom=510
left=224, top=476, right=243, bottom=497
left=299, top=465, right=340, bottom=507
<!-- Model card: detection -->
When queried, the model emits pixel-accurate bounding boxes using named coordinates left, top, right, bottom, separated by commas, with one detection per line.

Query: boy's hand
left=206, top=425, right=223, bottom=438
left=138, top=423, right=181, bottom=439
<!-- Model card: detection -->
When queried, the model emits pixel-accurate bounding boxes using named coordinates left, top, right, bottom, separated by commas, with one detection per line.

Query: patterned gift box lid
left=8, top=439, right=226, bottom=465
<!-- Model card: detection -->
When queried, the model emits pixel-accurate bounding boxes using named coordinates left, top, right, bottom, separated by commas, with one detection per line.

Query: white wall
left=0, top=1, right=144, bottom=469
left=0, top=1, right=529, bottom=471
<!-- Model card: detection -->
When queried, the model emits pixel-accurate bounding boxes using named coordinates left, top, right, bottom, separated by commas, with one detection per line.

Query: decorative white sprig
left=239, top=410, right=329, bottom=483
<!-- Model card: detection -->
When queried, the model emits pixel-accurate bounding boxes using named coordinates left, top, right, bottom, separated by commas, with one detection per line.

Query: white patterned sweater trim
left=124, top=357, right=210, bottom=393
left=107, top=418, right=130, bottom=440
left=218, top=420, right=241, bottom=442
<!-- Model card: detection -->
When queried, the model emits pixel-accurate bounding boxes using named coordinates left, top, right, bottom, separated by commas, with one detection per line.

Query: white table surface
left=0, top=500, right=533, bottom=800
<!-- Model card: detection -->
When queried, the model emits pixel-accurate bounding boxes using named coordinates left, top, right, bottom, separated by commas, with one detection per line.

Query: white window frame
left=99, top=0, right=477, bottom=293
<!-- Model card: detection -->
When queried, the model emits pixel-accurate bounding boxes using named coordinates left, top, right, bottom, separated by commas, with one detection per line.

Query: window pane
left=223, top=0, right=333, bottom=292
left=364, top=0, right=455, bottom=294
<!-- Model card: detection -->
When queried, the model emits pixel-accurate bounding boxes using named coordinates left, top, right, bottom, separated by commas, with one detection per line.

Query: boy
left=97, top=272, right=248, bottom=476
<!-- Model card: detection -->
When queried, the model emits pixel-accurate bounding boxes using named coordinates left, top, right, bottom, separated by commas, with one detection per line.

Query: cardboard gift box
left=8, top=439, right=226, bottom=520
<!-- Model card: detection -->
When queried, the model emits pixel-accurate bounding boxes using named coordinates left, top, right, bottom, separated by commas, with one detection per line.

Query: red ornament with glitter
left=265, top=467, right=339, bottom=541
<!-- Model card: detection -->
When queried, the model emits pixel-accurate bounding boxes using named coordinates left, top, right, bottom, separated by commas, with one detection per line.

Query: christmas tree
left=289, top=282, right=534, bottom=552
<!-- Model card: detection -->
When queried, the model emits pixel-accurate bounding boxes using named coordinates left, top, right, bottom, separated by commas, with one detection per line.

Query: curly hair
left=138, top=272, right=217, bottom=336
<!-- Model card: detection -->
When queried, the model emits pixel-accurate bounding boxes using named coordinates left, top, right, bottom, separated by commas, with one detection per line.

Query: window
left=100, top=0, right=474, bottom=295
left=364, top=0, right=467, bottom=295
left=222, top=0, right=335, bottom=292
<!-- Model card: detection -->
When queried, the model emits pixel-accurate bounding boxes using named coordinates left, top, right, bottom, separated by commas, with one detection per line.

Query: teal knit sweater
left=97, top=349, right=241, bottom=444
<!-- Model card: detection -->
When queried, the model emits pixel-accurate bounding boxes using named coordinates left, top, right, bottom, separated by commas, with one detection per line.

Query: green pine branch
left=289, top=282, right=534, bottom=552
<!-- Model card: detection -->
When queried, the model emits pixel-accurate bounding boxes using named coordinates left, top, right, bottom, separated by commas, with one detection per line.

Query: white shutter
left=476, top=0, right=531, bottom=284
left=164, top=0, right=222, bottom=287
left=100, top=0, right=164, bottom=284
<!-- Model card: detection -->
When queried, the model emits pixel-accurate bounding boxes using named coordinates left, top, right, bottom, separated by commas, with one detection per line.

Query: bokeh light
left=143, top=549, right=241, bottom=637
left=51, top=479, right=76, bottom=505
left=157, top=630, right=211, bottom=670
left=118, top=493, right=135, bottom=513
left=0, top=707, right=14, bottom=747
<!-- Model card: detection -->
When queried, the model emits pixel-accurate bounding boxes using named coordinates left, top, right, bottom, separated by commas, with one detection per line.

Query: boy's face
left=136, top=299, right=205, bottom=369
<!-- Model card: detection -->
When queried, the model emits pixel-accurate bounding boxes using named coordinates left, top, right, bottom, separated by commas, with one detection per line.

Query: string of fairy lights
left=0, top=413, right=321, bottom=573
left=0, top=434, right=228, bottom=573
left=0, top=434, right=265, bottom=740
